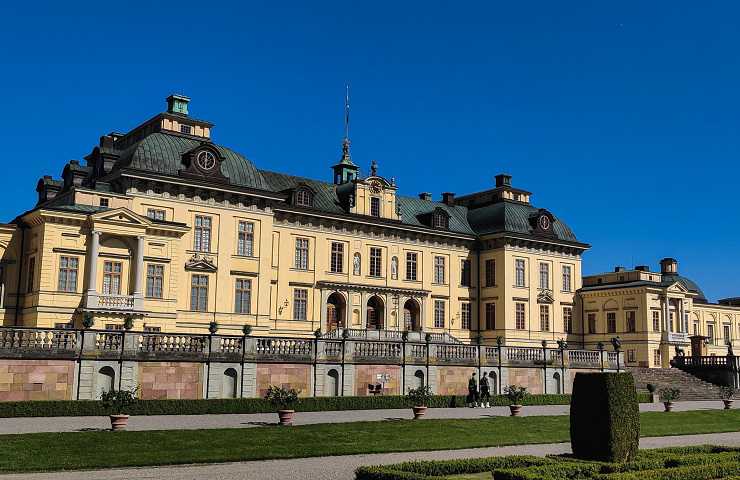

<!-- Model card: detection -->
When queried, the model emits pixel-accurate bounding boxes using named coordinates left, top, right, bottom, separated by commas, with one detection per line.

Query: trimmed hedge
left=0, top=393, right=598, bottom=418
left=354, top=446, right=740, bottom=480
left=570, top=372, right=640, bottom=463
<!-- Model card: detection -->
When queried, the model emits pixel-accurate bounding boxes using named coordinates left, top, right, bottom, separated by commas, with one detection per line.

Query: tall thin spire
left=341, top=83, right=353, bottom=164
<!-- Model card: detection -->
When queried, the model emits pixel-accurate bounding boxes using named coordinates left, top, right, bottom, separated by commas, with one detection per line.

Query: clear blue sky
left=1, top=1, right=738, bottom=301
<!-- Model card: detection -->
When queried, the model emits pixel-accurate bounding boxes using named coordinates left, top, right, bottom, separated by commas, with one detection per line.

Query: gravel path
left=0, top=400, right=725, bottom=435
left=4, top=431, right=739, bottom=480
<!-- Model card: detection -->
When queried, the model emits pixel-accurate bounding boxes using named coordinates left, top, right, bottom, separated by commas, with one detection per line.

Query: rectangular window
left=434, top=256, right=445, bottom=284
left=369, top=247, right=382, bottom=277
left=180, top=124, right=192, bottom=135
left=294, top=238, right=309, bottom=270
left=145, top=264, right=164, bottom=299
left=564, top=306, right=573, bottom=334
left=562, top=265, right=572, bottom=292
left=234, top=279, right=251, bottom=314
left=607, top=312, right=617, bottom=333
left=652, top=311, right=661, bottom=332
left=628, top=350, right=636, bottom=363
left=588, top=313, right=597, bottom=334
left=237, top=221, right=254, bottom=257
left=461, top=302, right=471, bottom=330
left=194, top=215, right=212, bottom=252
left=515, top=259, right=525, bottom=287
left=405, top=252, right=418, bottom=281
left=26, top=257, right=35, bottom=293
left=485, top=303, right=496, bottom=330
left=293, top=289, right=308, bottom=320
left=539, top=263, right=549, bottom=290
left=707, top=324, right=715, bottom=344
left=723, top=325, right=731, bottom=342
left=147, top=208, right=165, bottom=221
left=190, top=274, right=208, bottom=311
left=58, top=256, right=79, bottom=293
left=515, top=303, right=526, bottom=330
left=102, top=261, right=122, bottom=295
left=330, top=242, right=344, bottom=273
left=485, top=259, right=495, bottom=287
left=99, top=198, right=109, bottom=207
left=460, top=259, right=471, bottom=287
left=653, top=349, right=662, bottom=367
left=626, top=311, right=636, bottom=333
left=434, top=300, right=445, bottom=328
left=693, top=322, right=699, bottom=336
left=370, top=197, right=381, bottom=217
left=540, top=305, right=550, bottom=332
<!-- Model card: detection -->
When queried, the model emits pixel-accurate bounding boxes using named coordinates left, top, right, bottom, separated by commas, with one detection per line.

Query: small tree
left=101, top=387, right=139, bottom=415
left=406, top=385, right=433, bottom=407
left=503, top=385, right=528, bottom=405
left=720, top=386, right=736, bottom=400
left=264, top=385, right=300, bottom=411
left=659, top=387, right=681, bottom=403
left=646, top=383, right=656, bottom=394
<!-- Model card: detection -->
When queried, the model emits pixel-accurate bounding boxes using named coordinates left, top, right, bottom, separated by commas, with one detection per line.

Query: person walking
left=479, top=371, right=491, bottom=408
left=467, top=372, right=479, bottom=408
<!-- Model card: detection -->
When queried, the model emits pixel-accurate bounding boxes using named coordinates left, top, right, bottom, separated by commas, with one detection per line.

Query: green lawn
left=0, top=409, right=738, bottom=473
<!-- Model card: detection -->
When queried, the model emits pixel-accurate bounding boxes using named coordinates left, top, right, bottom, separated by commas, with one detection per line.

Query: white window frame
left=295, top=238, right=309, bottom=270
left=146, top=264, right=164, bottom=299
left=58, top=256, right=79, bottom=293
left=515, top=259, right=526, bottom=287
left=194, top=215, right=212, bottom=252
left=434, top=300, right=445, bottom=328
left=330, top=242, right=344, bottom=273
left=237, top=221, right=254, bottom=257
left=235, top=278, right=251, bottom=314
left=369, top=247, right=382, bottom=277
left=434, top=256, right=445, bottom=284
left=293, top=289, right=308, bottom=320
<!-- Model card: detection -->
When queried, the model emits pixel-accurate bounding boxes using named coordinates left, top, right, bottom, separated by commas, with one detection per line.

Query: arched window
left=414, top=370, right=425, bottom=389
left=295, top=189, right=313, bottom=207
left=432, top=210, right=449, bottom=230
left=223, top=368, right=238, bottom=399
left=552, top=372, right=561, bottom=395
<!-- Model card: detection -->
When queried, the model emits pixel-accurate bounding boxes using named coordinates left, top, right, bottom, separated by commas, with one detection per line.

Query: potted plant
left=658, top=387, right=681, bottom=412
left=100, top=386, right=138, bottom=431
left=242, top=324, right=253, bottom=336
left=265, top=385, right=300, bottom=426
left=646, top=383, right=657, bottom=402
left=504, top=385, right=528, bottom=416
left=720, top=386, right=736, bottom=410
left=406, top=385, right=433, bottom=419
left=208, top=320, right=219, bottom=334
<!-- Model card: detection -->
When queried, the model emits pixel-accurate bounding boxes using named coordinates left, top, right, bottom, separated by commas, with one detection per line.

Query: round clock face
left=369, top=180, right=382, bottom=193
left=196, top=150, right=216, bottom=171
left=538, top=215, right=551, bottom=230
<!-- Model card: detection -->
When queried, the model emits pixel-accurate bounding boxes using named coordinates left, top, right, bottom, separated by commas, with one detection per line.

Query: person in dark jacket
left=467, top=372, right=479, bottom=408
left=479, top=371, right=491, bottom=408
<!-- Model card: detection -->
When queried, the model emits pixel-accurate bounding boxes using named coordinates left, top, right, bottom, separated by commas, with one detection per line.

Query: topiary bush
left=570, top=372, right=640, bottom=462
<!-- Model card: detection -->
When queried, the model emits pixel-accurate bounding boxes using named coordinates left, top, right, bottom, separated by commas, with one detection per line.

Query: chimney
left=635, top=265, right=649, bottom=272
left=660, top=258, right=678, bottom=274
left=418, top=192, right=432, bottom=201
left=442, top=192, right=455, bottom=205
left=166, top=94, right=190, bottom=116
left=495, top=173, right=512, bottom=188
left=614, top=266, right=625, bottom=272
left=36, top=176, right=62, bottom=204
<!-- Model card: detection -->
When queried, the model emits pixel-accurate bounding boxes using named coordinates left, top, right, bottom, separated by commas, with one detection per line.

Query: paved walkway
left=4, top=431, right=739, bottom=480
left=0, top=400, right=725, bottom=435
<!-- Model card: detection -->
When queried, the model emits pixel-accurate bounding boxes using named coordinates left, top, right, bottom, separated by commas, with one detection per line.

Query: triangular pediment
left=90, top=208, right=151, bottom=227
left=184, top=253, right=218, bottom=272
left=666, top=282, right=689, bottom=294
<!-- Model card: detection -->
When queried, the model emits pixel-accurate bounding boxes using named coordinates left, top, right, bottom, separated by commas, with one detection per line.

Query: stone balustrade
left=0, top=326, right=622, bottom=369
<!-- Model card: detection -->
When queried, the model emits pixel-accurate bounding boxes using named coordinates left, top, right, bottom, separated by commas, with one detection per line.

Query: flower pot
left=723, top=399, right=734, bottom=410
left=412, top=406, right=427, bottom=419
left=509, top=404, right=523, bottom=417
left=663, top=401, right=673, bottom=412
left=277, top=409, right=295, bottom=426
left=109, top=414, right=129, bottom=431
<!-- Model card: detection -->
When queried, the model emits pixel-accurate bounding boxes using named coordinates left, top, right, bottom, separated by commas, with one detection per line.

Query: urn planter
left=277, top=409, right=295, bottom=426
left=412, top=406, right=427, bottom=419
left=723, top=399, right=734, bottom=410
left=109, top=414, right=130, bottom=431
left=509, top=404, right=523, bottom=417
left=663, top=401, right=674, bottom=412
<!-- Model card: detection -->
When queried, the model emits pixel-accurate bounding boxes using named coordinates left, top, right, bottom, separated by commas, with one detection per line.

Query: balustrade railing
left=138, top=333, right=208, bottom=353
left=568, top=349, right=602, bottom=367
left=323, top=341, right=343, bottom=358
left=256, top=338, right=313, bottom=357
left=95, top=332, right=122, bottom=351
left=0, top=328, right=77, bottom=351
left=409, top=343, right=427, bottom=359
left=437, top=344, right=478, bottom=362
left=353, top=341, right=402, bottom=359
left=506, top=346, right=544, bottom=363
left=218, top=336, right=243, bottom=355
left=484, top=346, right=500, bottom=363
left=97, top=294, right=135, bottom=310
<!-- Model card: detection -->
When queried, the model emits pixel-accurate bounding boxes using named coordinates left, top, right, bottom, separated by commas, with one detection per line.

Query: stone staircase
left=628, top=367, right=724, bottom=401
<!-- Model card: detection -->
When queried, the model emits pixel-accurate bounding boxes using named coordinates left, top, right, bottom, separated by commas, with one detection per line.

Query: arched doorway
left=403, top=299, right=421, bottom=331
left=488, top=371, right=498, bottom=395
left=366, top=295, right=384, bottom=330
left=414, top=369, right=425, bottom=389
left=326, top=292, right=346, bottom=332
left=326, top=369, right=340, bottom=397
left=552, top=372, right=561, bottom=395
left=97, top=366, right=115, bottom=398
left=223, top=368, right=238, bottom=398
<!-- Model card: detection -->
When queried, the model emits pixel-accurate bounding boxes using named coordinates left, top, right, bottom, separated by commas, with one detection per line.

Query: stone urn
left=509, top=405, right=523, bottom=417
left=663, top=401, right=674, bottom=412
left=277, top=409, right=295, bottom=426
left=723, top=399, right=734, bottom=410
left=109, top=414, right=130, bottom=431
left=412, top=406, right=427, bottom=420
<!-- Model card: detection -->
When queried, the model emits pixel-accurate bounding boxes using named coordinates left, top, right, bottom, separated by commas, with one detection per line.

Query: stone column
left=86, top=231, right=100, bottom=294
left=132, top=235, right=145, bottom=310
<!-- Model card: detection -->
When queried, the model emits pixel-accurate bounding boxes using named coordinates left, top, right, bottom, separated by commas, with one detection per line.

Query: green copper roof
left=116, top=132, right=269, bottom=191
left=466, top=200, right=579, bottom=242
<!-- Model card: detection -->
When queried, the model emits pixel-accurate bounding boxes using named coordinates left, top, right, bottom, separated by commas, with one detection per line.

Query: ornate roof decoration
left=185, top=253, right=217, bottom=272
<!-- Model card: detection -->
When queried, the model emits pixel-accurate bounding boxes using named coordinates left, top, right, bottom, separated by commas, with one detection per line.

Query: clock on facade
left=369, top=180, right=382, bottom=193
left=196, top=150, right=216, bottom=171
left=538, top=215, right=551, bottom=231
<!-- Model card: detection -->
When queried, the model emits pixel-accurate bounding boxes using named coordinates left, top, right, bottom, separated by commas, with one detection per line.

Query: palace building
left=0, top=94, right=737, bottom=368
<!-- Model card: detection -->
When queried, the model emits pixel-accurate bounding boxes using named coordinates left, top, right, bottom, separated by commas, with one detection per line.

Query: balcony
left=665, top=331, right=690, bottom=344
left=84, top=292, right=143, bottom=313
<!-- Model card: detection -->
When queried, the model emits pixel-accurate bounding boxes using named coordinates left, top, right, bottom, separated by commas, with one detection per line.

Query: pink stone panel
left=138, top=362, right=203, bottom=400
left=507, top=368, right=544, bottom=394
left=436, top=366, right=478, bottom=396
left=353, top=365, right=401, bottom=396
left=256, top=364, right=311, bottom=398
left=0, top=360, right=75, bottom=401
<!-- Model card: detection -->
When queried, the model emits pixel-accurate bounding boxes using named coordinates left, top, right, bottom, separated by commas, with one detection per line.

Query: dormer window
left=295, top=189, right=313, bottom=207
left=432, top=209, right=449, bottom=230
left=370, top=197, right=381, bottom=217
left=180, top=124, right=192, bottom=135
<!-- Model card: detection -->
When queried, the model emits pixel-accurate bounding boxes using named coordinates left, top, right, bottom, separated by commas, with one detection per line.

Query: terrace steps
left=628, top=366, right=724, bottom=401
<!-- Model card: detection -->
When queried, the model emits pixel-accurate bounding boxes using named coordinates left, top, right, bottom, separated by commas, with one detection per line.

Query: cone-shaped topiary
left=570, top=372, right=640, bottom=462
